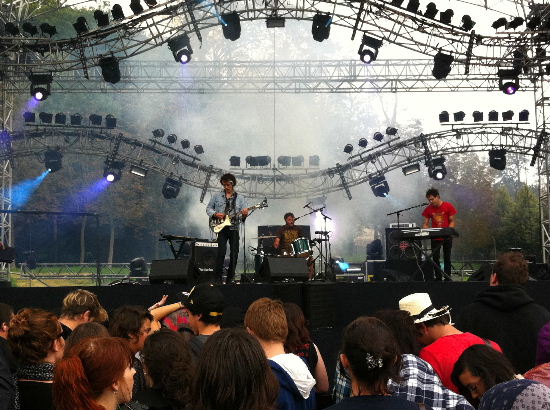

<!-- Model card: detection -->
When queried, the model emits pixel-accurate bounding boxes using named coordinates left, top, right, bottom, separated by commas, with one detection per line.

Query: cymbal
left=253, top=236, right=277, bottom=239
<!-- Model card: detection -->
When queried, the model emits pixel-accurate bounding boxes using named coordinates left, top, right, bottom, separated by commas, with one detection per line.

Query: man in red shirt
left=422, top=188, right=457, bottom=281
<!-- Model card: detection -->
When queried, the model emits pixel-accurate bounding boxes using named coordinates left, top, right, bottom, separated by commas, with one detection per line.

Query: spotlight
left=112, top=4, right=125, bottom=20
left=23, top=112, right=36, bottom=122
left=229, top=156, right=241, bottom=167
left=105, top=114, right=117, bottom=128
left=461, top=15, right=476, bottom=31
left=70, top=113, right=82, bottom=125
left=29, top=73, right=52, bottom=101
left=358, top=34, right=383, bottom=64
left=40, top=23, right=57, bottom=37
left=54, top=113, right=66, bottom=125
left=498, top=69, right=519, bottom=95
left=473, top=111, right=483, bottom=122
left=130, top=164, right=148, bottom=177
left=391, top=0, right=404, bottom=6
left=194, top=145, right=204, bottom=154
left=507, top=17, right=524, bottom=29
left=439, top=9, right=453, bottom=25
left=373, top=132, right=384, bottom=142
left=406, top=0, right=419, bottom=14
left=168, top=34, right=193, bottom=64
left=94, top=10, right=110, bottom=27
left=432, top=52, right=454, bottom=80
left=453, top=111, right=465, bottom=121
left=502, top=110, right=514, bottom=121
left=152, top=129, right=164, bottom=138
left=309, top=155, right=320, bottom=167
left=278, top=156, right=291, bottom=166
left=386, top=127, right=398, bottom=136
left=369, top=175, right=390, bottom=197
left=98, top=56, right=121, bottom=84
left=73, top=16, right=89, bottom=35
left=22, top=22, right=38, bottom=36
left=424, top=3, right=438, bottom=19
left=312, top=13, right=331, bottom=42
left=343, top=144, right=353, bottom=154
left=358, top=138, right=368, bottom=148
left=162, top=176, right=182, bottom=199
left=104, top=160, right=124, bottom=182
left=266, top=16, right=285, bottom=28
left=526, top=16, right=541, bottom=30
left=180, top=139, right=190, bottom=149
left=89, top=114, right=102, bottom=126
left=402, top=163, right=420, bottom=175
left=167, top=133, right=177, bottom=144
left=4, top=22, right=20, bottom=36
left=144, top=0, right=157, bottom=7
left=246, top=156, right=271, bottom=167
left=39, top=112, right=53, bottom=124
left=488, top=110, right=498, bottom=121
left=439, top=111, right=449, bottom=122
left=129, top=0, right=144, bottom=14
left=489, top=149, right=506, bottom=170
left=291, top=155, right=304, bottom=166
left=44, top=148, right=63, bottom=172
left=492, top=17, right=507, bottom=30
left=519, top=109, right=529, bottom=121
left=428, top=157, right=446, bottom=180
left=221, top=11, right=241, bottom=41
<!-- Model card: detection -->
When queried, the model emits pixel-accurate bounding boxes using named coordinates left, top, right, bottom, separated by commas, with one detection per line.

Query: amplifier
left=389, top=222, right=417, bottom=228
left=193, top=241, right=218, bottom=273
left=335, top=273, right=365, bottom=283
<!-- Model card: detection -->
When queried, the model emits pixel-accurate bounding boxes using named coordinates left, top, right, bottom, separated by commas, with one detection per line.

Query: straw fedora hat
left=399, top=292, right=451, bottom=324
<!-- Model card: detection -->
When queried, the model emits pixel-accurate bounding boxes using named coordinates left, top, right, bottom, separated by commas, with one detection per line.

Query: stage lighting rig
left=492, top=17, right=507, bottom=30
left=130, top=0, right=144, bottom=14
left=424, top=3, right=438, bottom=19
left=180, top=139, right=190, bottom=149
left=99, top=56, right=121, bottom=84
left=162, top=176, right=182, bottom=199
left=278, top=156, right=291, bottom=166
left=373, top=132, right=384, bottom=142
left=386, top=127, right=398, bottom=136
left=502, top=110, right=514, bottom=121
left=221, top=11, right=241, bottom=41
left=489, top=149, right=506, bottom=170
left=167, top=133, right=177, bottom=144
left=168, top=34, right=193, bottom=64
left=194, top=145, right=204, bottom=154
left=4, top=22, right=20, bottom=36
left=266, top=16, right=285, bottom=28
left=312, top=13, right=331, bottom=42
left=427, top=157, right=446, bottom=180
left=112, top=4, right=125, bottom=20
left=29, top=73, right=52, bottom=101
left=461, top=15, right=475, bottom=31
left=71, top=114, right=82, bottom=125
left=498, top=69, right=519, bottom=95
left=73, top=16, right=89, bottom=35
left=358, top=138, right=368, bottom=148
left=152, top=129, right=164, bottom=138
left=439, top=111, right=449, bottom=123
left=44, top=148, right=63, bottom=172
left=309, top=155, right=320, bottom=167
left=343, top=144, right=353, bottom=154
left=406, top=0, right=419, bottom=14
left=104, top=160, right=125, bottom=182
left=55, top=113, right=66, bottom=125
left=144, top=0, right=157, bottom=7
left=432, top=52, right=454, bottom=80
left=246, top=156, right=271, bottom=167
left=40, top=23, right=57, bottom=37
left=94, top=10, right=110, bottom=27
left=23, top=112, right=35, bottom=123
left=229, top=156, right=241, bottom=167
left=130, top=164, right=148, bottom=177
left=402, top=163, right=420, bottom=175
left=488, top=110, right=498, bottom=121
left=453, top=111, right=465, bottom=121
left=369, top=175, right=390, bottom=197
left=507, top=17, right=524, bottom=29
left=439, top=9, right=454, bottom=25
left=473, top=111, right=483, bottom=122
left=89, top=114, right=102, bottom=126
left=105, top=114, right=117, bottom=128
left=519, top=110, right=529, bottom=122
left=39, top=112, right=53, bottom=124
left=22, top=22, right=38, bottom=36
left=291, top=156, right=304, bottom=167
left=358, top=34, right=382, bottom=64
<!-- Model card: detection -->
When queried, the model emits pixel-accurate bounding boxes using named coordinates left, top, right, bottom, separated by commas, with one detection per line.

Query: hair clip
left=365, top=353, right=383, bottom=369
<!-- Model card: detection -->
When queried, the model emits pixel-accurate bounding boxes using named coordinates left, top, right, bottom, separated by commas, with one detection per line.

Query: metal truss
left=0, top=0, right=547, bottom=75
left=1, top=58, right=537, bottom=94
left=11, top=123, right=547, bottom=201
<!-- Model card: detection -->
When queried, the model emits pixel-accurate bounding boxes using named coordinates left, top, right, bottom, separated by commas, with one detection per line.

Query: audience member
left=451, top=344, right=517, bottom=407
left=326, top=316, right=419, bottom=410
left=0, top=303, right=16, bottom=375
left=536, top=321, right=550, bottom=365
left=8, top=308, right=65, bottom=410
left=109, top=305, right=153, bottom=395
left=399, top=292, right=501, bottom=393
left=54, top=337, right=135, bottom=410
left=245, top=297, right=316, bottom=410
left=456, top=252, right=550, bottom=373
left=134, top=329, right=193, bottom=410
left=147, top=295, right=188, bottom=333
left=283, top=302, right=329, bottom=393
left=58, top=289, right=108, bottom=339
left=524, top=362, right=550, bottom=387
left=64, top=322, right=110, bottom=355
left=478, top=379, right=550, bottom=410
left=192, top=328, right=279, bottom=410
left=0, top=348, right=14, bottom=410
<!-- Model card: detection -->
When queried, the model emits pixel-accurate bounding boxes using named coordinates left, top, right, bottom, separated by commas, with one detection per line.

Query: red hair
left=53, top=337, right=133, bottom=410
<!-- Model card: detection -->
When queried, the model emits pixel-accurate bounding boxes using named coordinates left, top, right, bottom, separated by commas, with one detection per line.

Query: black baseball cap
left=182, top=284, right=225, bottom=318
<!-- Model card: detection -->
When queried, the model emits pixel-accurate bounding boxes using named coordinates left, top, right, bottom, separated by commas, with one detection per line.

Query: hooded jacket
left=456, top=284, right=550, bottom=373
left=269, top=354, right=316, bottom=410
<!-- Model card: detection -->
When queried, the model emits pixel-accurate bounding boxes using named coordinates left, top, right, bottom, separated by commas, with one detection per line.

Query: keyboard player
left=422, top=188, right=457, bottom=280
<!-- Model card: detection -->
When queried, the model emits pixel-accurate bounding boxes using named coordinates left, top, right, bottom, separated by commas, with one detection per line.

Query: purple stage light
left=106, top=173, right=115, bottom=182
left=503, top=82, right=518, bottom=95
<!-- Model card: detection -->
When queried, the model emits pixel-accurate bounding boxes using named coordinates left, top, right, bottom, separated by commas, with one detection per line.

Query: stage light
left=343, top=144, right=353, bottom=154
left=373, top=132, right=384, bottom=142
left=526, top=16, right=541, bottom=30
left=473, top=111, right=483, bottom=122
left=406, top=0, right=419, bottom=14
left=488, top=110, right=498, bottom=121
left=70, top=113, right=82, bottom=125
left=5, top=22, right=19, bottom=36
left=489, top=149, right=506, bottom=170
left=152, top=129, right=164, bottom=138
left=144, top=0, right=157, bottom=7
left=502, top=110, right=514, bottom=121
left=266, top=16, right=285, bottom=28
left=89, top=114, right=102, bottom=126
left=22, top=22, right=38, bottom=36
left=112, top=4, right=125, bottom=20
left=94, top=10, right=110, bottom=27
left=221, top=11, right=241, bottom=41
left=130, top=164, right=148, bottom=177
left=229, top=156, right=241, bottom=167
left=292, top=155, right=304, bottom=167
left=73, top=17, right=89, bottom=35
left=130, top=0, right=144, bottom=14
left=44, top=148, right=63, bottom=172
left=194, top=145, right=204, bottom=154
left=312, top=13, right=331, bottom=42
left=358, top=34, right=383, bottom=64
left=428, top=157, right=446, bottom=180
left=358, top=138, right=368, bottom=148
left=54, top=113, right=66, bottom=125
left=492, top=17, right=507, bottom=29
left=424, top=3, right=438, bottom=19
left=369, top=175, right=390, bottom=197
left=246, top=156, right=271, bottom=167
left=386, top=127, right=398, bottom=136
left=104, top=160, right=124, bottom=182
left=167, top=133, right=177, bottom=144
left=519, top=109, right=529, bottom=121
left=439, top=111, right=449, bottom=123
left=29, top=73, right=52, bottom=101
left=39, top=112, right=53, bottom=124
left=453, top=111, right=465, bottom=121
left=432, top=52, right=454, bottom=79
left=498, top=68, right=519, bottom=95
left=278, top=156, right=291, bottom=166
left=507, top=17, right=524, bottom=29
left=98, top=56, right=121, bottom=84
left=168, top=34, right=193, bottom=64
left=180, top=139, right=190, bottom=149
left=439, top=9, right=453, bottom=25
left=391, top=0, right=404, bottom=6
left=40, top=23, right=57, bottom=37
left=162, top=176, right=182, bottom=199
left=23, top=112, right=35, bottom=123
left=402, top=163, right=420, bottom=175
left=461, top=15, right=476, bottom=31
left=309, top=155, right=320, bottom=167
left=105, top=114, right=117, bottom=128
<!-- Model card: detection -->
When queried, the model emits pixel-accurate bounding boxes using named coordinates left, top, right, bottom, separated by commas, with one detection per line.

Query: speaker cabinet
left=385, top=228, right=417, bottom=261
left=258, top=256, right=309, bottom=282
left=193, top=241, right=218, bottom=273
left=149, top=258, right=195, bottom=284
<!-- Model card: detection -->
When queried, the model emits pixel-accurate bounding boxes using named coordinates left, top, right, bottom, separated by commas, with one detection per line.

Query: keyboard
left=394, top=227, right=459, bottom=240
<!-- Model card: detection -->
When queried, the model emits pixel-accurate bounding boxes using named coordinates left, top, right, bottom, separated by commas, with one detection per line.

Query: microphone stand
left=387, top=202, right=427, bottom=227
left=319, top=208, right=332, bottom=278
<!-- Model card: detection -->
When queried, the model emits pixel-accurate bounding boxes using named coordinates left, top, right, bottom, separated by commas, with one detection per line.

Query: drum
left=291, top=237, right=312, bottom=257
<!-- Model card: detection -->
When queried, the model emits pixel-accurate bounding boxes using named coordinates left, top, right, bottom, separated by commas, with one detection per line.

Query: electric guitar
left=209, top=198, right=268, bottom=234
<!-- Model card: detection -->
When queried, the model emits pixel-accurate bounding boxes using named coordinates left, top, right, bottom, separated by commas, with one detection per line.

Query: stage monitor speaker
left=385, top=228, right=417, bottom=261
left=193, top=242, right=218, bottom=273
left=258, top=256, right=309, bottom=282
left=149, top=258, right=195, bottom=284
left=380, top=259, right=425, bottom=281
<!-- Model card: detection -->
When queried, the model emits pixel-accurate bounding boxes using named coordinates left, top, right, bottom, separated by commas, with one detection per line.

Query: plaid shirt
left=332, top=354, right=474, bottom=410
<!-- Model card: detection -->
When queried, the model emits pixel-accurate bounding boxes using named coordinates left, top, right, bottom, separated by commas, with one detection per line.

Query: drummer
left=273, top=212, right=303, bottom=256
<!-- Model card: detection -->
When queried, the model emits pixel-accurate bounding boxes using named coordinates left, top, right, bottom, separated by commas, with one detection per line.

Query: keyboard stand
left=409, top=240, right=452, bottom=281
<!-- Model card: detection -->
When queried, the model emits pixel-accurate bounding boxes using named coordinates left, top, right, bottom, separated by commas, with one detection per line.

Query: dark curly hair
left=108, top=305, right=153, bottom=340
left=220, top=173, right=237, bottom=186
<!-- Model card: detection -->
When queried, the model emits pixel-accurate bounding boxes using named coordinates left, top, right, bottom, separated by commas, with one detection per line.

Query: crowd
left=0, top=251, right=549, bottom=410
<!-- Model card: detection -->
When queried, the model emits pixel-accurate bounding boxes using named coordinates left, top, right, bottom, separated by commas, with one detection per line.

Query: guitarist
left=206, top=173, right=249, bottom=284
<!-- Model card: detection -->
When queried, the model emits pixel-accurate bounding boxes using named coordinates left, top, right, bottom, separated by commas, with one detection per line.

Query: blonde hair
left=61, top=289, right=108, bottom=323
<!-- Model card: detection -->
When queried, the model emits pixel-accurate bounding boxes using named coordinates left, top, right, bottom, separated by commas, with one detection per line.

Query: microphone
left=303, top=202, right=311, bottom=208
